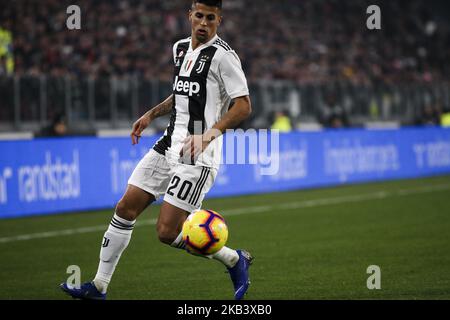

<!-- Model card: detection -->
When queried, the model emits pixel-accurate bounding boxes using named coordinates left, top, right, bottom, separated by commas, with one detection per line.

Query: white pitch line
left=0, top=219, right=157, bottom=244
left=221, top=183, right=450, bottom=217
left=0, top=183, right=449, bottom=244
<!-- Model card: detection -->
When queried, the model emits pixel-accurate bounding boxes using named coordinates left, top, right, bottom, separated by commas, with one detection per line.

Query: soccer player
left=61, top=0, right=253, bottom=300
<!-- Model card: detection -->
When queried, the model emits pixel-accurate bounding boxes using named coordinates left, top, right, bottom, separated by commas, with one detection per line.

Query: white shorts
left=128, top=149, right=217, bottom=213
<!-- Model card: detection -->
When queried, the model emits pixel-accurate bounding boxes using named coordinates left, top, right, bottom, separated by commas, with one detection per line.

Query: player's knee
left=115, top=200, right=139, bottom=221
left=157, top=224, right=177, bottom=245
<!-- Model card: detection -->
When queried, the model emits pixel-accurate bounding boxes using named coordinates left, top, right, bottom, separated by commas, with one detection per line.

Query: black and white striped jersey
left=153, top=34, right=249, bottom=170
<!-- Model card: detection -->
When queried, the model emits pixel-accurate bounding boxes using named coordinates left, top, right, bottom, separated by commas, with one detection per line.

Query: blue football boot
left=227, top=250, right=254, bottom=300
left=60, top=281, right=106, bottom=300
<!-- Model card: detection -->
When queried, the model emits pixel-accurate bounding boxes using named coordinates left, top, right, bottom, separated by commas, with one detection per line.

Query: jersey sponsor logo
left=173, top=76, right=201, bottom=97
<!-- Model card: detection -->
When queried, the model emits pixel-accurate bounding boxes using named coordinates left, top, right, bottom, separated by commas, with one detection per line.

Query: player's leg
left=91, top=150, right=171, bottom=294
left=156, top=200, right=188, bottom=247
left=91, top=149, right=171, bottom=295
left=93, top=184, right=155, bottom=294
left=156, top=200, right=240, bottom=266
left=60, top=185, right=154, bottom=299
left=159, top=165, right=253, bottom=299
left=61, top=149, right=170, bottom=299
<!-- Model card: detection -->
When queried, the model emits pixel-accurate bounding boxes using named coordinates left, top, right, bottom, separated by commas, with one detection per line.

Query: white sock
left=170, top=232, right=186, bottom=250
left=171, top=232, right=238, bottom=267
left=211, top=247, right=240, bottom=268
left=93, top=213, right=135, bottom=294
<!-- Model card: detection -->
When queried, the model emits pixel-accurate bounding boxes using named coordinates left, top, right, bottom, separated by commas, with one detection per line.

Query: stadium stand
left=0, top=0, right=449, bottom=132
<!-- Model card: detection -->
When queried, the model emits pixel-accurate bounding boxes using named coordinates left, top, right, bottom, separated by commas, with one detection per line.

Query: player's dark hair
left=192, top=0, right=222, bottom=9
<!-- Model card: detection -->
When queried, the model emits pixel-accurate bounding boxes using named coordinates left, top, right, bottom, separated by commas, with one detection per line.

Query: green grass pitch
left=1, top=175, right=450, bottom=300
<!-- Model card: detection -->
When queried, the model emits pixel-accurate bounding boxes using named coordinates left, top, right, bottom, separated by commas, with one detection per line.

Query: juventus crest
left=195, top=54, right=210, bottom=74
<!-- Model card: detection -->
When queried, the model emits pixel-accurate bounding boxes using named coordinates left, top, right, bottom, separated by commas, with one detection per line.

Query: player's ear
left=218, top=15, right=222, bottom=26
left=188, top=10, right=193, bottom=23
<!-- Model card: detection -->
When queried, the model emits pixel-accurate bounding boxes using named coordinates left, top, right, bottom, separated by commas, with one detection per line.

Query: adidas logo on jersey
left=173, top=76, right=201, bottom=97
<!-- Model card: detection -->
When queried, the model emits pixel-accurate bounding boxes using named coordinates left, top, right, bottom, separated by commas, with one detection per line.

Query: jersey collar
left=188, top=34, right=219, bottom=53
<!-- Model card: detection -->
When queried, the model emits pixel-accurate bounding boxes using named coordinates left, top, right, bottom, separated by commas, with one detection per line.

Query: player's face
left=189, top=3, right=222, bottom=45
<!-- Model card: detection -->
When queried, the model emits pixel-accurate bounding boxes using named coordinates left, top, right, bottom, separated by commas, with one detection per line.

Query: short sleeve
left=218, top=51, right=249, bottom=99
left=172, top=42, right=178, bottom=64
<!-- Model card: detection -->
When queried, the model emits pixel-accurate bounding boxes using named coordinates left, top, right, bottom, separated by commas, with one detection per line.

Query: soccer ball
left=182, top=209, right=228, bottom=255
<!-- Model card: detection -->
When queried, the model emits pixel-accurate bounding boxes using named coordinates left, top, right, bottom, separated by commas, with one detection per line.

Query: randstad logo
left=173, top=76, right=200, bottom=97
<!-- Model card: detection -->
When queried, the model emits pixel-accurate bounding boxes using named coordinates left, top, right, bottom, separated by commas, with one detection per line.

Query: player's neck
left=191, top=34, right=216, bottom=51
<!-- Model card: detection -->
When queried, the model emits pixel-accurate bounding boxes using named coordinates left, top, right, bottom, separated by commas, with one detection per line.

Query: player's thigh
left=163, top=164, right=217, bottom=214
left=121, top=149, right=172, bottom=220
left=116, top=184, right=155, bottom=220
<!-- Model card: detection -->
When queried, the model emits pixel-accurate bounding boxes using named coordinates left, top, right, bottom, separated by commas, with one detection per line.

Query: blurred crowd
left=1, top=0, right=449, bottom=85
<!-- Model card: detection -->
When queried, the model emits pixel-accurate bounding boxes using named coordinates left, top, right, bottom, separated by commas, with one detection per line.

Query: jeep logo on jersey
left=173, top=76, right=201, bottom=96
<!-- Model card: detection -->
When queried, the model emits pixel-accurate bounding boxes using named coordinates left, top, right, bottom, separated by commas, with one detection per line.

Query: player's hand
left=131, top=113, right=152, bottom=145
left=180, top=135, right=210, bottom=164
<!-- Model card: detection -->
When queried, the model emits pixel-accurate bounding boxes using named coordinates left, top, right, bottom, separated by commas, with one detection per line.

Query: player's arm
left=131, top=94, right=174, bottom=145
left=207, top=50, right=252, bottom=139
left=181, top=50, right=252, bottom=159
left=207, top=95, right=252, bottom=140
left=181, top=96, right=252, bottom=159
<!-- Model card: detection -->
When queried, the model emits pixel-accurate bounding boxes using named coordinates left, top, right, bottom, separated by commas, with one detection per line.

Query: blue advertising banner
left=1, top=127, right=450, bottom=218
